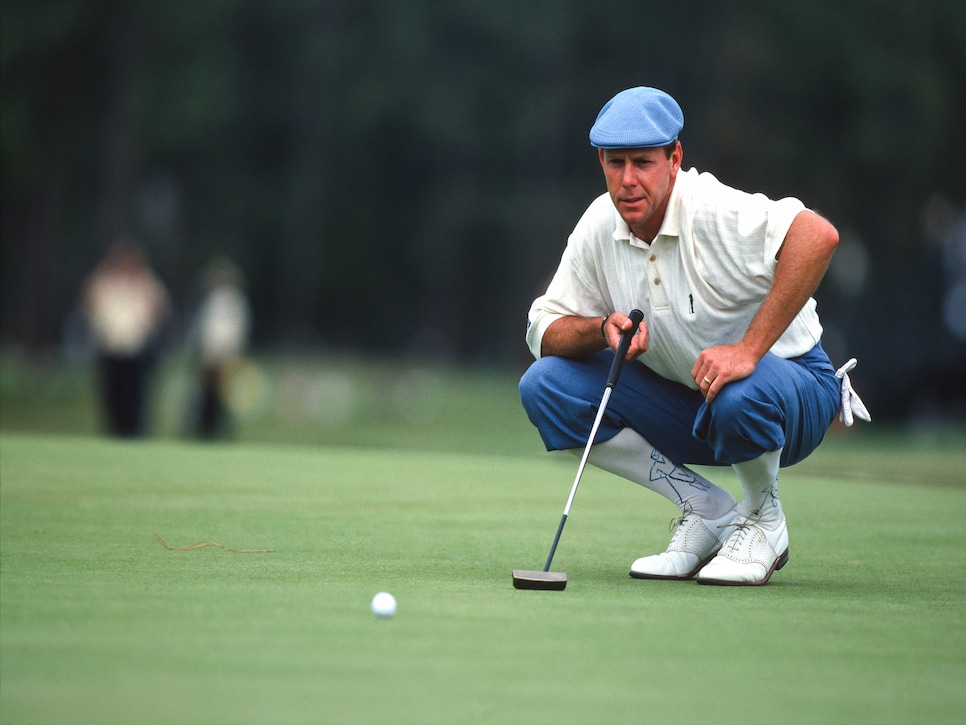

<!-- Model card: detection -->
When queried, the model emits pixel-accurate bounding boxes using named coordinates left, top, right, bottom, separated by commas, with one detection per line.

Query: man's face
left=599, top=144, right=682, bottom=242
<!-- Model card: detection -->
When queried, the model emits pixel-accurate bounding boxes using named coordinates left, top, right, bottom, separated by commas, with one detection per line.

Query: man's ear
left=671, top=141, right=683, bottom=172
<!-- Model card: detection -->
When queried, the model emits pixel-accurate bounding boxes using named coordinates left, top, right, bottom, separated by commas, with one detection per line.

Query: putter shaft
left=542, top=386, right=613, bottom=571
left=538, top=309, right=643, bottom=574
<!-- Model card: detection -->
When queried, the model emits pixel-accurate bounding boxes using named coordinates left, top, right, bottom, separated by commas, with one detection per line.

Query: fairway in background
left=0, top=351, right=542, bottom=456
left=2, top=434, right=964, bottom=724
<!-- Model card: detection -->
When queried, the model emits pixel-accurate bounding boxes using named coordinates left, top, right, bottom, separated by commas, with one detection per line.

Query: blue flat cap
left=589, top=87, right=684, bottom=149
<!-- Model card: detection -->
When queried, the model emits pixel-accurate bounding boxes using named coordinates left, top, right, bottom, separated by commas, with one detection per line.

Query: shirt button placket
left=648, top=249, right=669, bottom=309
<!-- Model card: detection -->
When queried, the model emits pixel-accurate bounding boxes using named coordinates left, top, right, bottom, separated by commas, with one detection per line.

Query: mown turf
left=1, top=433, right=964, bottom=724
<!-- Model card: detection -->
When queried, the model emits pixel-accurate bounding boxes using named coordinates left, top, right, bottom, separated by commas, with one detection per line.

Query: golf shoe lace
left=720, top=517, right=755, bottom=553
left=665, top=505, right=697, bottom=549
left=668, top=503, right=696, bottom=532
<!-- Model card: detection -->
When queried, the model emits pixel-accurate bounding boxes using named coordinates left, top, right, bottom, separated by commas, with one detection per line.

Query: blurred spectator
left=81, top=239, right=170, bottom=437
left=188, top=257, right=251, bottom=439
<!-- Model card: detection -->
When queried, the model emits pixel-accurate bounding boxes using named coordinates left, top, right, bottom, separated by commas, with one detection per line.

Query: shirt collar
left=657, top=179, right=682, bottom=240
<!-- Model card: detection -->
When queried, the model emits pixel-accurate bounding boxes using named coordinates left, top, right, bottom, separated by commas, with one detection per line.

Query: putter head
left=511, top=569, right=567, bottom=591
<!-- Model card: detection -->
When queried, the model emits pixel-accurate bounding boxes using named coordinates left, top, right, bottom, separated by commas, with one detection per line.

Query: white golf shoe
left=696, top=514, right=789, bottom=586
left=629, top=506, right=738, bottom=580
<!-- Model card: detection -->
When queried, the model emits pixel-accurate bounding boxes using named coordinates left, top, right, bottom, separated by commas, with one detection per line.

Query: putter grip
left=606, top=308, right=644, bottom=388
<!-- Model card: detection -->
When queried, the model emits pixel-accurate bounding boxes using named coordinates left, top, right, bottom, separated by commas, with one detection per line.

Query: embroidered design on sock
left=648, top=451, right=710, bottom=504
left=751, top=484, right=780, bottom=517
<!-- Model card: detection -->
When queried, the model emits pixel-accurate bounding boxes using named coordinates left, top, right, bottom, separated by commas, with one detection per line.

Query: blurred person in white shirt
left=82, top=239, right=170, bottom=437
left=189, top=257, right=251, bottom=439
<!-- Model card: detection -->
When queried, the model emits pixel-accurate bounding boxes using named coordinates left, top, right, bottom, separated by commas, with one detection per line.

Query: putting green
left=1, top=433, right=964, bottom=724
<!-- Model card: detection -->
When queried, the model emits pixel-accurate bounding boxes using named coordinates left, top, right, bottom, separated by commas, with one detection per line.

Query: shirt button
left=654, top=278, right=661, bottom=285
left=650, top=255, right=656, bottom=262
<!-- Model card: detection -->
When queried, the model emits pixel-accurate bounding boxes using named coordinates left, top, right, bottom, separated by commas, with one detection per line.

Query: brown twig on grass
left=155, top=534, right=275, bottom=553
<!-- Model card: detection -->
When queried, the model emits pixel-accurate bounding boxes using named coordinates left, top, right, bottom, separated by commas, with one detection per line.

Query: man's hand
left=542, top=311, right=647, bottom=359
left=602, top=311, right=649, bottom=360
left=692, top=343, right=758, bottom=403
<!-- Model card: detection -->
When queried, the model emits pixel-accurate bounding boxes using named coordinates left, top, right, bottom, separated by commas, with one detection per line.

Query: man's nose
left=622, top=162, right=636, bottom=186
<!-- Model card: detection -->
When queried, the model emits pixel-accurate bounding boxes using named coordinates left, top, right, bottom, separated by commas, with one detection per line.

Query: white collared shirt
left=526, top=167, right=822, bottom=389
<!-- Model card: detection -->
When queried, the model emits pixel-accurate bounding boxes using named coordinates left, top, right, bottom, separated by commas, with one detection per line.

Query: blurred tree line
left=2, top=0, right=965, bottom=420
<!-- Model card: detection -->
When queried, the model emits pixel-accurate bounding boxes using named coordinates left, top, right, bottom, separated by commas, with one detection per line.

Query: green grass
left=0, top=350, right=542, bottom=455
left=2, top=432, right=965, bottom=725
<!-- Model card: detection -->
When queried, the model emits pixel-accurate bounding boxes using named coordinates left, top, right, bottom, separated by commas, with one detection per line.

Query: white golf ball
left=371, top=591, right=396, bottom=618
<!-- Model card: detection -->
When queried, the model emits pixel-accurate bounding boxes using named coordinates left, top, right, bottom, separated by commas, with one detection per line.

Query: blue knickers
left=519, top=343, right=840, bottom=467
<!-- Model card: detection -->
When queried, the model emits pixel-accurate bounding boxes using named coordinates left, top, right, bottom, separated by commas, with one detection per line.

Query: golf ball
left=371, top=591, right=396, bottom=618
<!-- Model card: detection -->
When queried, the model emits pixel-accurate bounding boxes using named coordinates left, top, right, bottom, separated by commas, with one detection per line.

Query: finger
left=691, top=360, right=701, bottom=380
left=709, top=367, right=736, bottom=402
left=627, top=322, right=648, bottom=360
left=698, top=371, right=718, bottom=401
left=691, top=357, right=710, bottom=382
left=619, top=320, right=645, bottom=358
left=704, top=374, right=721, bottom=402
left=604, top=312, right=632, bottom=345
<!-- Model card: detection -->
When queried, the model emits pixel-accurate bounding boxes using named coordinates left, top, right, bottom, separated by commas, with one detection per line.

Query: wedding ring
left=703, top=377, right=713, bottom=385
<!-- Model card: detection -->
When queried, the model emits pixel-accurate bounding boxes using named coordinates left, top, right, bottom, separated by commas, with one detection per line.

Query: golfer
left=520, top=86, right=868, bottom=585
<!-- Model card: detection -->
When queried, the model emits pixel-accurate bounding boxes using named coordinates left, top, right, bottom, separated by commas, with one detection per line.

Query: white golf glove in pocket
left=834, top=358, right=871, bottom=427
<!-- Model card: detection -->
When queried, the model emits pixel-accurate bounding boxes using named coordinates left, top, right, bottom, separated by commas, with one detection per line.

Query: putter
left=513, top=308, right=645, bottom=591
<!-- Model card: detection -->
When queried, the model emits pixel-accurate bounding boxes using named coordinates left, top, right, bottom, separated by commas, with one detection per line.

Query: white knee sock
left=577, top=428, right=737, bottom=519
left=731, top=448, right=783, bottom=524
